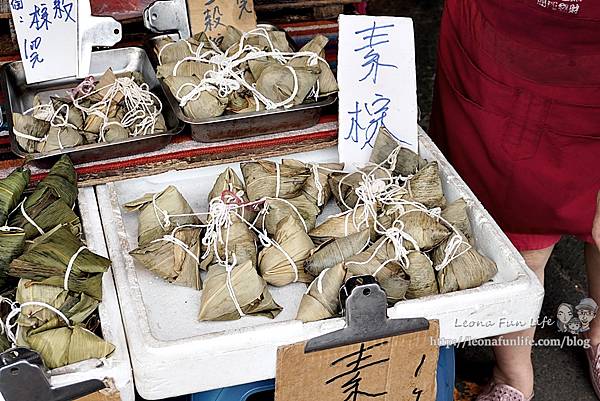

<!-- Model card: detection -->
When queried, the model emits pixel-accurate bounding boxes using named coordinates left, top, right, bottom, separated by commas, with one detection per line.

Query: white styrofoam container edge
left=95, top=129, right=543, bottom=399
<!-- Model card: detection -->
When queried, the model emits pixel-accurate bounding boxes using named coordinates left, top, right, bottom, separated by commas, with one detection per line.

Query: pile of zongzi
left=125, top=126, right=498, bottom=325
left=12, top=69, right=167, bottom=154
left=0, top=156, right=114, bottom=368
left=153, top=26, right=338, bottom=120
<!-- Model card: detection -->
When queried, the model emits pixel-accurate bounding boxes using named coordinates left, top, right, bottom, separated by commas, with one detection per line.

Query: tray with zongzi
left=93, top=128, right=542, bottom=399
left=146, top=24, right=337, bottom=143
left=2, top=47, right=185, bottom=168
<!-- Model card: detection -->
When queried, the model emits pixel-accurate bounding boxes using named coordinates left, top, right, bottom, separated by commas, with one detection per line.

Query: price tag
left=9, top=0, right=78, bottom=83
left=275, top=321, right=439, bottom=401
left=337, top=15, right=418, bottom=167
left=188, top=0, right=257, bottom=42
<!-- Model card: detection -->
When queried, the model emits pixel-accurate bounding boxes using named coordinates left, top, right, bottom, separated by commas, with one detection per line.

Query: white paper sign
left=337, top=14, right=418, bottom=167
left=9, top=0, right=78, bottom=83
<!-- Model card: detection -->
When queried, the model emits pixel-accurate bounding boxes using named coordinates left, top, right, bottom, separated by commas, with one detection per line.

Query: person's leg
left=491, top=245, right=554, bottom=397
left=585, top=242, right=600, bottom=347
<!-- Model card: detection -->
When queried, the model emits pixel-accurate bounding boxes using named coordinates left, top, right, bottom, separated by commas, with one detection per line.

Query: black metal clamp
left=305, top=275, right=430, bottom=353
left=0, top=347, right=105, bottom=401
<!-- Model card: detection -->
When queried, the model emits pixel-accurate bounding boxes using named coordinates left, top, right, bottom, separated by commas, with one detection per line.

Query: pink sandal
left=476, top=383, right=534, bottom=401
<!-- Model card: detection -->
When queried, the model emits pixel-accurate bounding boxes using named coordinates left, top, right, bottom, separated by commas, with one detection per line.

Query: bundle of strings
left=72, top=73, right=163, bottom=141
left=157, top=26, right=338, bottom=120
left=12, top=69, right=167, bottom=154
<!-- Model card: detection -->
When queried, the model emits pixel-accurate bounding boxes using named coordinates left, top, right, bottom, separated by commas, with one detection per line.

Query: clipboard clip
left=144, top=0, right=192, bottom=39
left=305, top=276, right=430, bottom=353
left=0, top=347, right=106, bottom=401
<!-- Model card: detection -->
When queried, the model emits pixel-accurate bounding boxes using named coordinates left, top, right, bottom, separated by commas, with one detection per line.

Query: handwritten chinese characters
left=189, top=0, right=257, bottom=42
left=325, top=341, right=389, bottom=401
left=537, top=0, right=582, bottom=14
left=274, top=321, right=440, bottom=401
left=10, top=0, right=78, bottom=82
left=338, top=15, right=418, bottom=167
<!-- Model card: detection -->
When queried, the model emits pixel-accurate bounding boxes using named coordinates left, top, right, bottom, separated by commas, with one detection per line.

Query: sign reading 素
left=9, top=0, right=78, bottom=83
left=337, top=15, right=418, bottom=167
left=275, top=321, right=439, bottom=401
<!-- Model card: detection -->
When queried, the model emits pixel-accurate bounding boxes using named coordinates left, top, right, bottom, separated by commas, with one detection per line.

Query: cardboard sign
left=337, top=15, right=418, bottom=168
left=9, top=0, right=78, bottom=83
left=188, top=0, right=257, bottom=42
left=275, top=321, right=439, bottom=401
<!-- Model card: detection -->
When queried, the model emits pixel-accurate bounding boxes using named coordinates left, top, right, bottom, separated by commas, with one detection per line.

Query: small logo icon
left=557, top=298, right=598, bottom=335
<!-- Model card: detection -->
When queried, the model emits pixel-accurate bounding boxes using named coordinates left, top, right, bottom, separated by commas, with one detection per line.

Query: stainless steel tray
left=2, top=47, right=185, bottom=168
left=147, top=29, right=337, bottom=143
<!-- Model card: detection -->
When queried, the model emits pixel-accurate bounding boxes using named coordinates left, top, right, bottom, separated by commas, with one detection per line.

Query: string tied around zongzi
left=387, top=199, right=473, bottom=271
left=4, top=299, right=71, bottom=345
left=150, top=232, right=200, bottom=265
left=171, top=27, right=327, bottom=110
left=257, top=197, right=308, bottom=233
left=64, top=246, right=87, bottom=291
left=73, top=77, right=162, bottom=140
left=305, top=267, right=329, bottom=295
left=224, top=260, right=246, bottom=318
left=17, top=197, right=44, bottom=236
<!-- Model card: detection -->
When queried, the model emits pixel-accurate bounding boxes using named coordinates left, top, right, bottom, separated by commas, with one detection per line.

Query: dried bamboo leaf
left=441, top=198, right=474, bottom=244
left=123, top=185, right=201, bottom=246
left=241, top=160, right=309, bottom=201
left=304, top=230, right=370, bottom=277
left=9, top=225, right=110, bottom=300
left=296, top=263, right=346, bottom=323
left=432, top=236, right=497, bottom=294
left=403, top=252, right=439, bottom=299
left=198, top=261, right=281, bottom=321
left=130, top=227, right=202, bottom=290
left=255, top=64, right=319, bottom=106
left=0, top=167, right=30, bottom=224
left=12, top=113, right=50, bottom=153
left=396, top=208, right=450, bottom=251
left=287, top=35, right=338, bottom=96
left=258, top=216, right=315, bottom=286
left=403, top=162, right=446, bottom=208
left=200, top=217, right=257, bottom=271
left=370, top=126, right=425, bottom=176
left=27, top=326, right=114, bottom=369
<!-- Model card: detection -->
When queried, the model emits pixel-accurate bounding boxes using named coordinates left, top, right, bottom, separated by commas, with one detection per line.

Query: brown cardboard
left=275, top=321, right=440, bottom=401
left=188, top=0, right=257, bottom=39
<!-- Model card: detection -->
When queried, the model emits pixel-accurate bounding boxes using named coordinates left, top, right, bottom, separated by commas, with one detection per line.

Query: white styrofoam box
left=48, top=188, right=134, bottom=401
left=93, top=130, right=543, bottom=400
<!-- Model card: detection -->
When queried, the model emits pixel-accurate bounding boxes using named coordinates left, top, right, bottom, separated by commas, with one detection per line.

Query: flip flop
left=476, top=383, right=534, bottom=401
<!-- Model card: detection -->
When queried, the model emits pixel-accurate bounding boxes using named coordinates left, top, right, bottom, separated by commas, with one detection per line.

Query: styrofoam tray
left=47, top=188, right=134, bottom=401
left=94, top=130, right=543, bottom=399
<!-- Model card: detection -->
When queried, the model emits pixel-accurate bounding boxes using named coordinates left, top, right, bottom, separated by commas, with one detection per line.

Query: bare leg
left=491, top=246, right=554, bottom=397
left=585, top=242, right=600, bottom=347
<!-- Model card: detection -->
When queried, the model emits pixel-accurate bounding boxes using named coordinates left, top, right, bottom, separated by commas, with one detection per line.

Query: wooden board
left=275, top=321, right=440, bottom=401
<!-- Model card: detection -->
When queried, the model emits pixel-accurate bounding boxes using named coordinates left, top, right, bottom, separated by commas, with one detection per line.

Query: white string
left=168, top=28, right=326, bottom=110
left=275, top=163, right=281, bottom=198
left=5, top=300, right=71, bottom=345
left=151, top=235, right=200, bottom=265
left=18, top=198, right=44, bottom=236
left=64, top=246, right=86, bottom=291
left=311, top=164, right=324, bottom=206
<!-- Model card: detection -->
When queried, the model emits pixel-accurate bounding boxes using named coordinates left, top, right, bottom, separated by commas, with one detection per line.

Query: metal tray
left=146, top=29, right=337, bottom=143
left=2, top=47, right=185, bottom=168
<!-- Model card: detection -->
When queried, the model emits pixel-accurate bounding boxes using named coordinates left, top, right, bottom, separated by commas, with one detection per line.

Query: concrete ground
left=139, top=1, right=597, bottom=400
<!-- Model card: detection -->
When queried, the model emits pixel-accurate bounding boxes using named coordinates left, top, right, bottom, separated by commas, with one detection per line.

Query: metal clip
left=0, top=347, right=105, bottom=401
left=144, top=0, right=191, bottom=39
left=305, top=275, right=430, bottom=353
left=77, top=0, right=122, bottom=77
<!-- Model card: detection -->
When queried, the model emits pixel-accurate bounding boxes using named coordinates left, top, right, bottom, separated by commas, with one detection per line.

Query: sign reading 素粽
left=9, top=0, right=78, bottom=83
left=337, top=15, right=418, bottom=167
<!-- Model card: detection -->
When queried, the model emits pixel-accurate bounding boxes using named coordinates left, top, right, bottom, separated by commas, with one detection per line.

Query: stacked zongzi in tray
left=12, top=68, right=168, bottom=154
left=125, top=126, right=497, bottom=324
left=0, top=156, right=114, bottom=369
left=153, top=26, right=338, bottom=120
